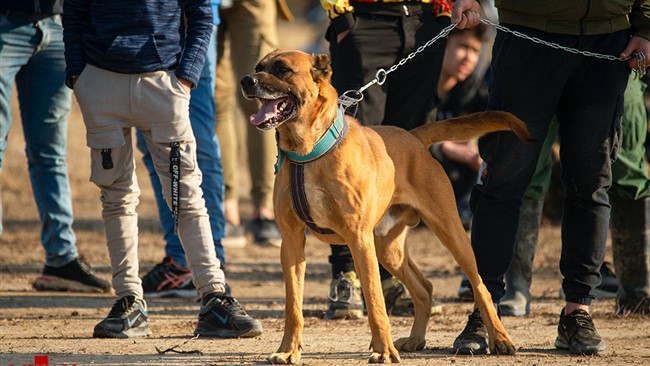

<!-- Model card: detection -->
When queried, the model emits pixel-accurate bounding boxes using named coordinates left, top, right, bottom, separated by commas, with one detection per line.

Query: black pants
left=473, top=24, right=629, bottom=305
left=326, top=4, right=448, bottom=279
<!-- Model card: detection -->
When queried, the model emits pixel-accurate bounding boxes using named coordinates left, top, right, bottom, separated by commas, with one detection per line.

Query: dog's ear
left=311, top=53, right=332, bottom=82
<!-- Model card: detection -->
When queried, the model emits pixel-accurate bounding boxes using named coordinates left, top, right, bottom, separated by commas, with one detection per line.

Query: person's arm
left=62, top=0, right=90, bottom=89
left=621, top=0, right=650, bottom=70
left=177, top=0, right=213, bottom=89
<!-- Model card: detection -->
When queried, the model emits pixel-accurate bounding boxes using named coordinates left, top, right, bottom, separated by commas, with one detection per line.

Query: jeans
left=136, top=27, right=225, bottom=268
left=0, top=14, right=76, bottom=267
left=472, top=25, right=629, bottom=305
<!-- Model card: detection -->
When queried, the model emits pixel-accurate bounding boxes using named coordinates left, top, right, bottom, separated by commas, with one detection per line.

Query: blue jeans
left=136, top=27, right=225, bottom=268
left=0, top=14, right=77, bottom=267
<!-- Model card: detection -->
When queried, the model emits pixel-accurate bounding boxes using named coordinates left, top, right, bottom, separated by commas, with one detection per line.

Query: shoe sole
left=555, top=337, right=606, bottom=355
left=33, top=276, right=112, bottom=294
left=93, top=324, right=152, bottom=338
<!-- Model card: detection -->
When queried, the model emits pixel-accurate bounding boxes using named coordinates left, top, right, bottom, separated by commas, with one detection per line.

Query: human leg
left=138, top=27, right=225, bottom=297
left=227, top=0, right=281, bottom=246
left=499, top=119, right=558, bottom=316
left=609, top=75, right=650, bottom=315
left=454, top=26, right=569, bottom=354
left=0, top=15, right=110, bottom=292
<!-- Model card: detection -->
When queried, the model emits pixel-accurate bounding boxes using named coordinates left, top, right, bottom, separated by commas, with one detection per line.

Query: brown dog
left=241, top=50, right=529, bottom=364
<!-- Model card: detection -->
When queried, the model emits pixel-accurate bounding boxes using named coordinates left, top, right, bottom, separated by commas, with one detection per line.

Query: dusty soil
left=1, top=18, right=649, bottom=366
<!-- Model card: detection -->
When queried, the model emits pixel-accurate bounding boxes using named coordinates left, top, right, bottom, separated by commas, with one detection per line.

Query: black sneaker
left=555, top=308, right=606, bottom=355
left=453, top=309, right=488, bottom=355
left=93, top=295, right=152, bottom=338
left=141, top=257, right=196, bottom=298
left=251, top=215, right=281, bottom=247
left=33, top=257, right=112, bottom=293
left=194, top=293, right=263, bottom=338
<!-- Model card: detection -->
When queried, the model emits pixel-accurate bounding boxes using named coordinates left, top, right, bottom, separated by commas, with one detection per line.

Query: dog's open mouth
left=250, top=97, right=296, bottom=129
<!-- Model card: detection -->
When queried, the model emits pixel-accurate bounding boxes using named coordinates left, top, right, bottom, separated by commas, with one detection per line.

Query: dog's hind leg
left=347, top=232, right=401, bottom=363
left=375, top=225, right=432, bottom=352
left=268, top=225, right=308, bottom=365
left=411, top=162, right=516, bottom=355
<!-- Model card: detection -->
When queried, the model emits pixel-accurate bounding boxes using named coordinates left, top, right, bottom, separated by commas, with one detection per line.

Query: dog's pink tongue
left=250, top=99, right=282, bottom=126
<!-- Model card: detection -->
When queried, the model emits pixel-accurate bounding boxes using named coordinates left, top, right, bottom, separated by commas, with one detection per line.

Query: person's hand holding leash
left=620, top=36, right=650, bottom=76
left=451, top=0, right=481, bottom=29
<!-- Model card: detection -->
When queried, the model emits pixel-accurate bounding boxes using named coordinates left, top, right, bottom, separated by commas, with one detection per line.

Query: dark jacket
left=0, top=0, right=63, bottom=15
left=496, top=0, right=650, bottom=40
left=62, top=0, right=212, bottom=88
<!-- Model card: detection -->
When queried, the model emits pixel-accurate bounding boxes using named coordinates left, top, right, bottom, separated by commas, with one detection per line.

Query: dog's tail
left=410, top=111, right=533, bottom=146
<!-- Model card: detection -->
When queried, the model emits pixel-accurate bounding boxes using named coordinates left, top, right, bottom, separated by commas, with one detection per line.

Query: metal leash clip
left=633, top=51, right=646, bottom=79
left=338, top=90, right=363, bottom=117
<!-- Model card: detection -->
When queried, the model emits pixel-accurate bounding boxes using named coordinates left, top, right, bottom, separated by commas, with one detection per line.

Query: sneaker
left=141, top=257, right=196, bottom=298
left=93, top=295, right=152, bottom=338
left=457, top=276, right=473, bottom=302
left=194, top=293, right=263, bottom=338
left=555, top=307, right=606, bottom=355
left=33, top=257, right=112, bottom=293
left=251, top=215, right=282, bottom=247
left=324, top=271, right=364, bottom=320
left=452, top=309, right=489, bottom=355
left=382, top=276, right=442, bottom=316
left=222, top=221, right=247, bottom=248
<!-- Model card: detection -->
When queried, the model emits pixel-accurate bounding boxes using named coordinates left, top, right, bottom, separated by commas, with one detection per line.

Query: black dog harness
left=276, top=109, right=348, bottom=234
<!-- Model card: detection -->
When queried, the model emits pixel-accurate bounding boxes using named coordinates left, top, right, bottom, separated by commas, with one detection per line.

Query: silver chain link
left=339, top=18, right=636, bottom=112
left=481, top=18, right=629, bottom=62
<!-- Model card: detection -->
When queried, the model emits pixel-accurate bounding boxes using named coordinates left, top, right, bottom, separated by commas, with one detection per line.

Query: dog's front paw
left=268, top=351, right=301, bottom=364
left=490, top=338, right=517, bottom=355
left=368, top=350, right=400, bottom=363
left=394, top=336, right=425, bottom=352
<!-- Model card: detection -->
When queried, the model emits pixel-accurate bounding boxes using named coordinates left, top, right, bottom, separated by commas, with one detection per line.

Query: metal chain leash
left=339, top=18, right=646, bottom=114
left=339, top=21, right=458, bottom=114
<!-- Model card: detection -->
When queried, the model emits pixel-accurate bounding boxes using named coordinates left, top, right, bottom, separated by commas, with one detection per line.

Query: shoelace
left=215, top=296, right=247, bottom=316
left=462, top=311, right=485, bottom=334
left=328, top=277, right=354, bottom=302
left=108, top=296, right=135, bottom=318
left=568, top=311, right=597, bottom=335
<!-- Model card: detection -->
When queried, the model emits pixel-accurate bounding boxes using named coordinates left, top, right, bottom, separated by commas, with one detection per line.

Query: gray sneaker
left=452, top=309, right=488, bottom=355
left=93, top=296, right=152, bottom=338
left=555, top=308, right=606, bottom=355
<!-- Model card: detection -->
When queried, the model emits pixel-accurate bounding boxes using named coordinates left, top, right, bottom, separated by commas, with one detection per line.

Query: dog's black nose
left=241, top=75, right=258, bottom=89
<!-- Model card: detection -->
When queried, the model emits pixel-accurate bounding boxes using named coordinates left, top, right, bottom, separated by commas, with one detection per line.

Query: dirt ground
left=1, top=17, right=649, bottom=366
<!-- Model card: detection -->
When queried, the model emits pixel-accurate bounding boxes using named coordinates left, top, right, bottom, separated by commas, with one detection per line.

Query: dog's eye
left=277, top=66, right=291, bottom=74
